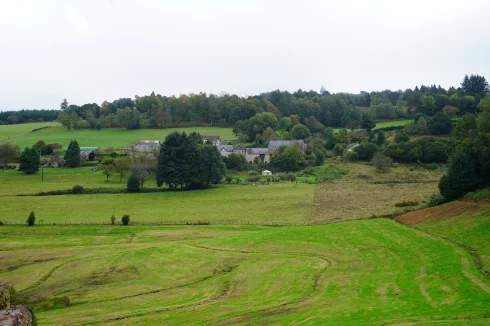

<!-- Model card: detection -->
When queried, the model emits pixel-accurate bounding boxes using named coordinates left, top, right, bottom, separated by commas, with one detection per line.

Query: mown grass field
left=0, top=122, right=235, bottom=149
left=397, top=200, right=490, bottom=276
left=0, top=220, right=489, bottom=325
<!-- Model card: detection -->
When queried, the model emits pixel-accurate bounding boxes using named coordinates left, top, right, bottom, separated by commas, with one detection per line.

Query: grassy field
left=397, top=200, right=490, bottom=276
left=0, top=122, right=235, bottom=149
left=373, top=119, right=412, bottom=129
left=0, top=183, right=315, bottom=225
left=0, top=220, right=489, bottom=325
left=0, top=162, right=443, bottom=225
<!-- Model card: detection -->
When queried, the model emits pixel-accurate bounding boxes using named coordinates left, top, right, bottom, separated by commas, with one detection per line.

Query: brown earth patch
left=395, top=201, right=488, bottom=226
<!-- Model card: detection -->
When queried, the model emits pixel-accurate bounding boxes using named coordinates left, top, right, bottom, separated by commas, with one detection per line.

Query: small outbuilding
left=43, top=155, right=65, bottom=168
left=262, top=170, right=272, bottom=176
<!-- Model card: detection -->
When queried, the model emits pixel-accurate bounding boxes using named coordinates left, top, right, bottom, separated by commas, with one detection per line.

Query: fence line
left=1, top=219, right=312, bottom=227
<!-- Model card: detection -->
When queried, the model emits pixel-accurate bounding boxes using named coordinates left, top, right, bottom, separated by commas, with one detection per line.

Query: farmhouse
left=262, top=170, right=272, bottom=176
left=215, top=141, right=305, bottom=164
left=201, top=135, right=220, bottom=145
left=216, top=144, right=246, bottom=157
left=43, top=154, right=65, bottom=168
left=134, top=140, right=160, bottom=152
left=216, top=145, right=234, bottom=157
left=245, top=148, right=270, bottom=164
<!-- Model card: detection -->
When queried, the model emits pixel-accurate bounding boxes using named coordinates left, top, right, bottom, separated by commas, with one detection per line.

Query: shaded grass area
left=0, top=122, right=235, bottom=149
left=0, top=220, right=489, bottom=325
left=396, top=201, right=490, bottom=276
left=0, top=183, right=314, bottom=225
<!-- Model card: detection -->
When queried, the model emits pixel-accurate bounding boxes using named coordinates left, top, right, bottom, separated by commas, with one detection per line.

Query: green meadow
left=1, top=220, right=489, bottom=325
left=0, top=119, right=412, bottom=150
left=0, top=122, right=235, bottom=149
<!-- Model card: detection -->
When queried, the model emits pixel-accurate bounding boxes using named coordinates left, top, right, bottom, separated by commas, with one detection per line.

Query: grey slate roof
left=217, top=145, right=234, bottom=152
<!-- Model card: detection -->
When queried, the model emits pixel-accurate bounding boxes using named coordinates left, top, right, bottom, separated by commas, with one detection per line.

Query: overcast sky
left=1, top=0, right=489, bottom=110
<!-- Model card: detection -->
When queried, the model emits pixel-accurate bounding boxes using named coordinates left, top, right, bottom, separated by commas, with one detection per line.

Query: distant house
left=63, top=147, right=98, bottom=161
left=201, top=135, right=220, bottom=146
left=268, top=140, right=306, bottom=153
left=245, top=148, right=270, bottom=164
left=216, top=145, right=234, bottom=157
left=43, top=155, right=65, bottom=168
left=134, top=140, right=160, bottom=152
left=214, top=141, right=305, bottom=164
left=262, top=170, right=272, bottom=176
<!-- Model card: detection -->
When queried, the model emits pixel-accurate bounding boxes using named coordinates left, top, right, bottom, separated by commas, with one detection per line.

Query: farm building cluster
left=42, top=136, right=306, bottom=168
left=217, top=139, right=306, bottom=164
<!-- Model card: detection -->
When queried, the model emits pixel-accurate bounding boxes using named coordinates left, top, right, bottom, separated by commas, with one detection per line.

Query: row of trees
left=1, top=74, right=478, bottom=129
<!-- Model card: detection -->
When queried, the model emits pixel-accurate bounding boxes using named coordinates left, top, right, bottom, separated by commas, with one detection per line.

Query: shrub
left=121, top=215, right=130, bottom=225
left=305, top=167, right=314, bottom=175
left=225, top=175, right=233, bottom=184
left=345, top=151, right=359, bottom=162
left=353, top=143, right=378, bottom=160
left=127, top=173, right=140, bottom=193
left=395, top=201, right=419, bottom=207
left=27, top=211, right=35, bottom=226
left=426, top=163, right=438, bottom=170
left=247, top=175, right=260, bottom=182
left=248, top=170, right=258, bottom=176
left=394, top=131, right=410, bottom=143
left=333, top=143, right=345, bottom=156
left=0, top=221, right=4, bottom=226
left=428, top=192, right=446, bottom=207
left=110, top=215, right=116, bottom=225
left=372, top=152, right=392, bottom=173
left=72, top=185, right=84, bottom=194
left=287, top=172, right=297, bottom=182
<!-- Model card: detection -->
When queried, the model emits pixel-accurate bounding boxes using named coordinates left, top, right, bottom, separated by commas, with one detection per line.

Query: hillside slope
left=396, top=201, right=490, bottom=277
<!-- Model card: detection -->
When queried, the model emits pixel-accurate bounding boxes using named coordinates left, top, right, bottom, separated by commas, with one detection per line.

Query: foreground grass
left=0, top=122, right=235, bottom=149
left=0, top=219, right=489, bottom=325
left=397, top=201, right=490, bottom=276
left=0, top=183, right=314, bottom=225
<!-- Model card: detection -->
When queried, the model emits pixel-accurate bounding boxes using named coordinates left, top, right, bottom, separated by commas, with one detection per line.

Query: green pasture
left=0, top=219, right=489, bottom=325
left=0, top=183, right=314, bottom=225
left=411, top=202, right=490, bottom=274
left=373, top=119, right=412, bottom=129
left=0, top=122, right=235, bottom=149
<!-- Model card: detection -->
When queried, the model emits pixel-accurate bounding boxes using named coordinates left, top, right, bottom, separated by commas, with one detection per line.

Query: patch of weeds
left=465, top=189, right=489, bottom=202
left=395, top=201, right=419, bottom=207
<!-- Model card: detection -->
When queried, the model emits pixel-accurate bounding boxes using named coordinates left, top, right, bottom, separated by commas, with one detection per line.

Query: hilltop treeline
left=0, top=109, right=59, bottom=125
left=1, top=74, right=488, bottom=130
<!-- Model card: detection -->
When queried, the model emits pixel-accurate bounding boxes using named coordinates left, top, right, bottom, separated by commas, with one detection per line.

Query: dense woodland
left=1, top=74, right=488, bottom=130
